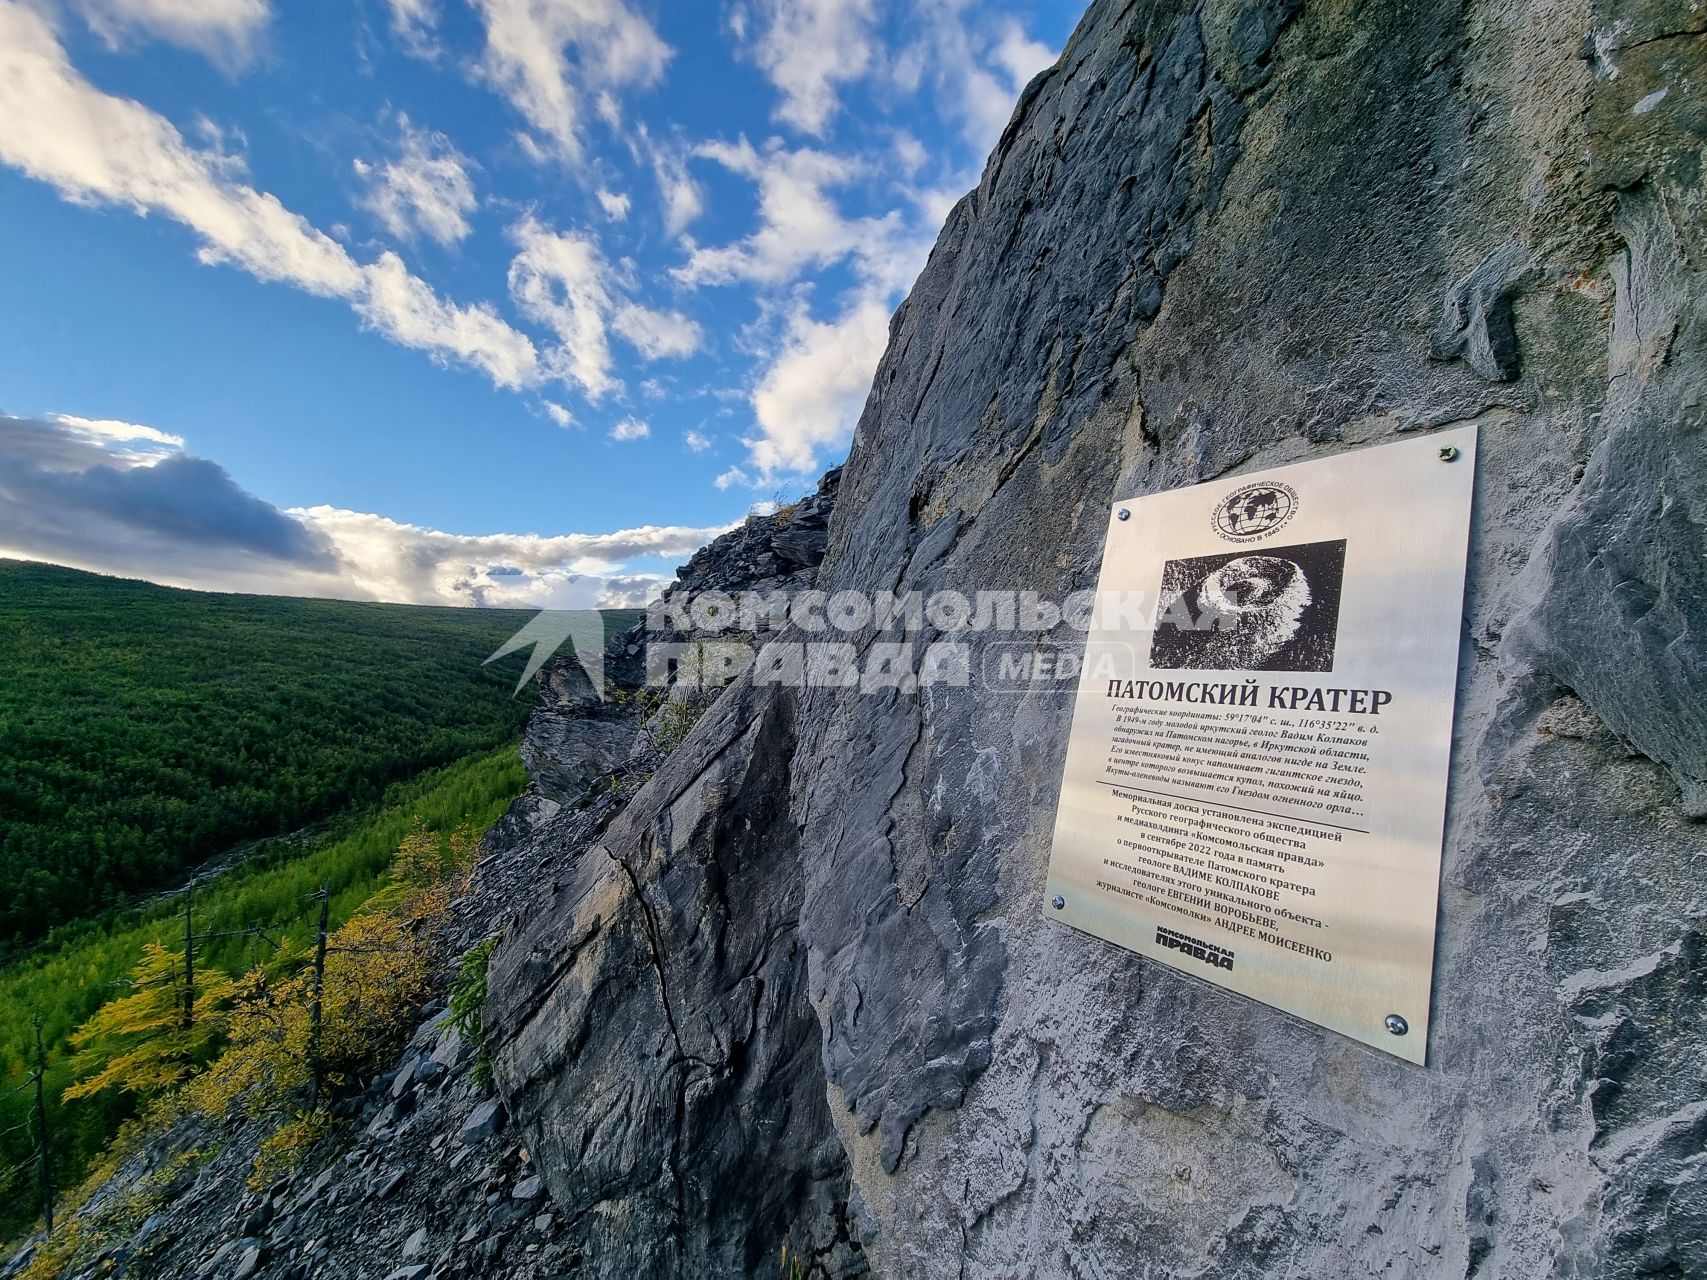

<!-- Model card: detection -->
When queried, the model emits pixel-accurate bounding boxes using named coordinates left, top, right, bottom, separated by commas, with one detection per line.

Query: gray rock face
left=485, top=679, right=864, bottom=1277
left=521, top=658, right=638, bottom=805
left=486, top=0, right=1706, bottom=1276
left=785, top=0, right=1707, bottom=1275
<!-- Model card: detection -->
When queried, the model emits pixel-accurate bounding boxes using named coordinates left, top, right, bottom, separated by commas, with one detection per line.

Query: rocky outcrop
left=486, top=679, right=863, bottom=1277
left=522, top=467, right=842, bottom=787
left=488, top=0, right=1707, bottom=1276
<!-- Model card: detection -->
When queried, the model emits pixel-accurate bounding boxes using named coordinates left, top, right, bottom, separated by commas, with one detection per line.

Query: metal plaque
left=1044, top=428, right=1477, bottom=1063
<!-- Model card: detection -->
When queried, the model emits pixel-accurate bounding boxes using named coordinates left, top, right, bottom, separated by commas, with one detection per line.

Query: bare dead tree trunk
left=307, top=884, right=330, bottom=1109
left=31, top=1017, right=53, bottom=1236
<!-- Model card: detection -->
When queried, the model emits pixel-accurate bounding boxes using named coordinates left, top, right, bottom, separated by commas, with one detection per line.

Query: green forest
left=0, top=744, right=530, bottom=1243
left=0, top=561, right=630, bottom=946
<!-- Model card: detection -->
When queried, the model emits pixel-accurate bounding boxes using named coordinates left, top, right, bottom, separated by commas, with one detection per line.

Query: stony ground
left=2, top=789, right=623, bottom=1280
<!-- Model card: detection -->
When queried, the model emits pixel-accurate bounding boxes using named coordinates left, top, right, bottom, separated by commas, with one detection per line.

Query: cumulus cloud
left=683, top=428, right=710, bottom=452
left=744, top=290, right=890, bottom=480
left=354, top=114, right=479, bottom=247
left=542, top=400, right=575, bottom=428
left=674, top=137, right=901, bottom=288
left=508, top=215, right=702, bottom=399
left=736, top=0, right=879, bottom=136
left=70, top=0, right=271, bottom=67
left=288, top=504, right=723, bottom=606
left=609, top=416, right=648, bottom=441
left=0, top=3, right=542, bottom=391
left=470, top=0, right=670, bottom=163
left=0, top=411, right=731, bottom=608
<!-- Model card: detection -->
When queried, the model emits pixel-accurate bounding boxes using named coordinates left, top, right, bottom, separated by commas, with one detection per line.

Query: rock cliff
left=15, top=0, right=1702, bottom=1276
left=487, top=0, right=1707, bottom=1276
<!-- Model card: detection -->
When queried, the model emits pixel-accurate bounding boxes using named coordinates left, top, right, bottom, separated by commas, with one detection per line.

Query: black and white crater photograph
left=1149, top=539, right=1347, bottom=672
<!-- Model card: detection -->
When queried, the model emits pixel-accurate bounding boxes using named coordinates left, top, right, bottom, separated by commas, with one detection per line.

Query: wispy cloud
left=470, top=0, right=670, bottom=163
left=0, top=2, right=541, bottom=391
left=354, top=113, right=479, bottom=247
left=508, top=215, right=702, bottom=399
left=384, top=0, right=439, bottom=57
left=595, top=187, right=630, bottom=220
left=736, top=0, right=879, bottom=136
left=70, top=0, right=271, bottom=68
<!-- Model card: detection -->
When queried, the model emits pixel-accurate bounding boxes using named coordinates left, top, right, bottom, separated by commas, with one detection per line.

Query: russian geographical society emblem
left=1212, top=480, right=1299, bottom=543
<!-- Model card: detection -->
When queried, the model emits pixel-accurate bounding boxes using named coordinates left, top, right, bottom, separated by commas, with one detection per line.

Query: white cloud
left=70, top=0, right=270, bottom=66
left=596, top=187, right=630, bottom=220
left=990, top=19, right=1053, bottom=91
left=892, top=130, right=928, bottom=175
left=904, top=4, right=1057, bottom=156
left=354, top=114, right=478, bottom=247
left=507, top=215, right=701, bottom=399
left=683, top=428, right=710, bottom=452
left=628, top=125, right=702, bottom=236
left=508, top=219, right=617, bottom=396
left=656, top=153, right=703, bottom=235
left=674, top=137, right=900, bottom=288
left=663, top=131, right=941, bottom=486
left=288, top=504, right=725, bottom=606
left=470, top=0, right=670, bottom=163
left=43, top=411, right=185, bottom=457
left=609, top=416, right=648, bottom=441
left=358, top=250, right=540, bottom=387
left=741, top=289, right=888, bottom=482
left=384, top=0, right=437, bottom=56
left=740, top=0, right=879, bottom=136
left=611, top=302, right=701, bottom=360
left=593, top=573, right=671, bottom=608
left=542, top=400, right=574, bottom=428
left=0, top=3, right=543, bottom=392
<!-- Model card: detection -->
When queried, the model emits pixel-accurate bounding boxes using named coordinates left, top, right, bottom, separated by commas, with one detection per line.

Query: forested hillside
left=0, top=561, right=633, bottom=945
left=0, top=745, right=530, bottom=1244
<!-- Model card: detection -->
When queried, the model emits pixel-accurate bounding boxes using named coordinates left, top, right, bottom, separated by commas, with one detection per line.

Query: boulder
left=457, top=1100, right=504, bottom=1144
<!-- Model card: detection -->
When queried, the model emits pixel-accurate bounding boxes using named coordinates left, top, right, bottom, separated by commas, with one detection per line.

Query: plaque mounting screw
left=1385, top=1013, right=1409, bottom=1036
left=1117, top=508, right=1131, bottom=521
left=1438, top=445, right=1460, bottom=462
left=1051, top=895, right=1066, bottom=910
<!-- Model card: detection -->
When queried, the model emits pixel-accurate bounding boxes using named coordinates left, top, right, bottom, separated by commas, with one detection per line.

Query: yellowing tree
left=62, top=943, right=231, bottom=1103
left=190, top=902, right=435, bottom=1121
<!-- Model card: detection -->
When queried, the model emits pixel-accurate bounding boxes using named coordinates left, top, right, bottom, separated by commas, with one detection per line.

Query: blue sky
left=0, top=0, right=1078, bottom=606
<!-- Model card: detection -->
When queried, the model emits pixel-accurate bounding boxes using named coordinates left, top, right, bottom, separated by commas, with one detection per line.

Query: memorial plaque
left=1043, top=428, right=1477, bottom=1063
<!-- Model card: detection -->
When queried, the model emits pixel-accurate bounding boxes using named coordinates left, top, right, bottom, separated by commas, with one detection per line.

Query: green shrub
left=450, top=936, right=499, bottom=1092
